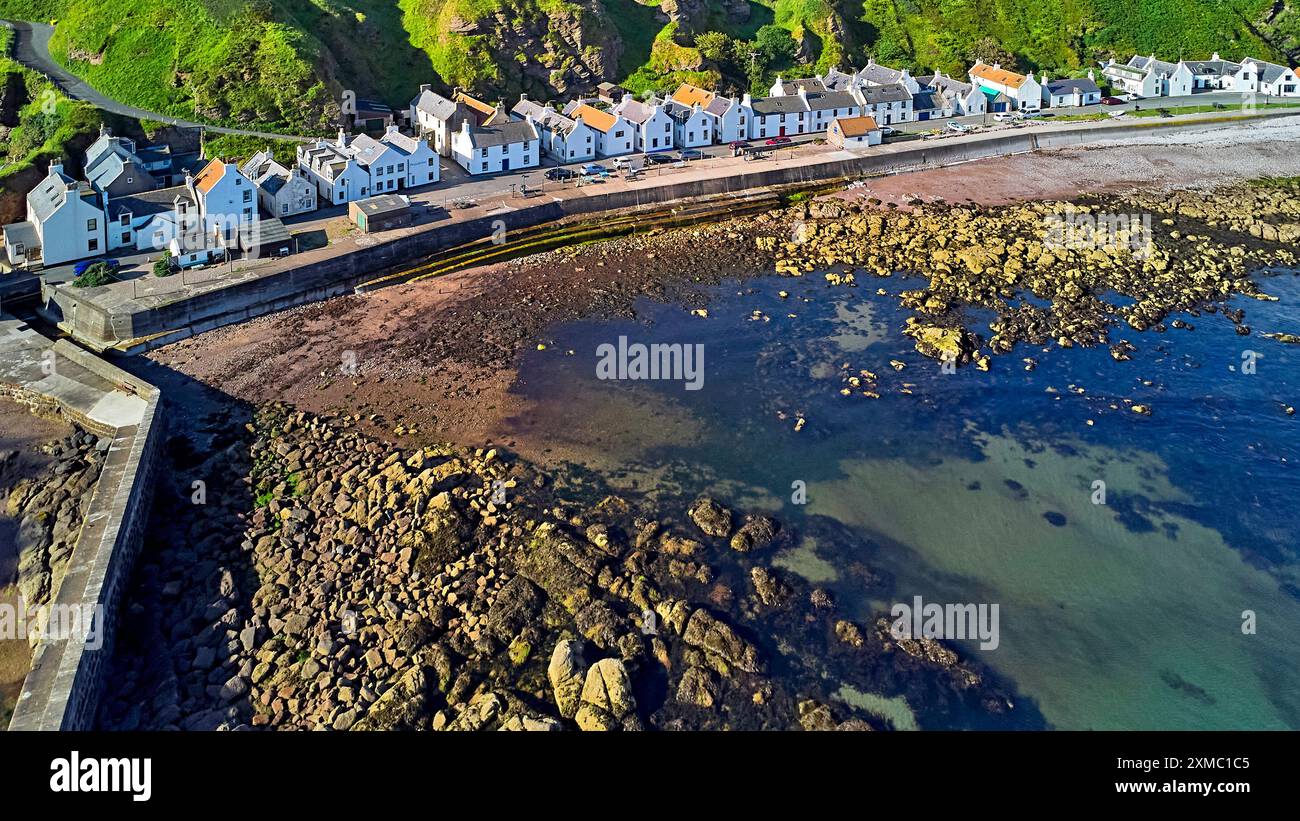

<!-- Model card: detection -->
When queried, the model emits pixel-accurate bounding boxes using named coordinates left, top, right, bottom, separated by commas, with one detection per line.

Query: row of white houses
left=1102, top=53, right=1300, bottom=99
left=8, top=44, right=1297, bottom=267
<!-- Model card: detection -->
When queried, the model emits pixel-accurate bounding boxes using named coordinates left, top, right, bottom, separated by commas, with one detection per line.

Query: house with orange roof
left=827, top=115, right=881, bottom=149
left=672, top=83, right=751, bottom=143
left=566, top=103, right=635, bottom=157
left=969, top=60, right=1042, bottom=111
left=187, top=158, right=256, bottom=249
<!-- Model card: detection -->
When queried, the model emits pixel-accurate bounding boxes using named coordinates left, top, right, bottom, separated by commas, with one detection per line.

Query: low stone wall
left=4, top=339, right=163, bottom=730
left=43, top=112, right=1298, bottom=352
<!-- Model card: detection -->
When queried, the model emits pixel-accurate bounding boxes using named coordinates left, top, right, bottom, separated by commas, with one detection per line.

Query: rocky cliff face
left=440, top=0, right=625, bottom=98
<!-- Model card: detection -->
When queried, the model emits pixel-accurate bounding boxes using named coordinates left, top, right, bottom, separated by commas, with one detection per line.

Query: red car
left=728, top=141, right=749, bottom=150
left=765, top=136, right=792, bottom=145
left=1100, top=96, right=1124, bottom=105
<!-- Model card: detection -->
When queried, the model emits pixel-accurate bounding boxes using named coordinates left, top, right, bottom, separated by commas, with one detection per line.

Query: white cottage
left=451, top=117, right=540, bottom=175
left=189, top=159, right=257, bottom=249
left=1041, top=73, right=1102, bottom=108
left=512, top=95, right=597, bottom=162
left=613, top=97, right=676, bottom=153
left=662, top=99, right=713, bottom=147
left=1236, top=59, right=1300, bottom=96
left=241, top=150, right=318, bottom=218
left=567, top=104, right=635, bottom=157
left=670, top=84, right=749, bottom=144
left=969, top=61, right=1043, bottom=110
left=3, top=162, right=107, bottom=266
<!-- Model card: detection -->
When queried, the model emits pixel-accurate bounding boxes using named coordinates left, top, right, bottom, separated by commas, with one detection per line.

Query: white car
left=611, top=156, right=635, bottom=169
left=993, top=112, right=1017, bottom=122
left=946, top=121, right=971, bottom=133
left=1019, top=109, right=1043, bottom=119
left=879, top=126, right=898, bottom=136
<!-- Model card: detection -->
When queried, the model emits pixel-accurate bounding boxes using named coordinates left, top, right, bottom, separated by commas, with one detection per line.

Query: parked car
left=72, top=258, right=120, bottom=276
left=993, top=112, right=1016, bottom=122
left=1019, top=109, right=1043, bottom=119
left=545, top=167, right=576, bottom=181
left=1100, top=96, right=1124, bottom=105
left=879, top=126, right=898, bottom=137
left=678, top=148, right=704, bottom=160
left=611, top=156, right=637, bottom=169
left=728, top=141, right=749, bottom=150
left=644, top=153, right=675, bottom=165
left=946, top=121, right=971, bottom=133
left=765, top=136, right=792, bottom=145
left=580, top=163, right=608, bottom=175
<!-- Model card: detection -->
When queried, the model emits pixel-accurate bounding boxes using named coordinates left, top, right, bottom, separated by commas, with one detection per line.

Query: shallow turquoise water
left=499, top=267, right=1300, bottom=730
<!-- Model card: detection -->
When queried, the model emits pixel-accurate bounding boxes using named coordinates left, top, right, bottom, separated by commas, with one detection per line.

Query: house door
left=919, top=111, right=929, bottom=121
left=503, top=157, right=510, bottom=172
left=779, top=126, right=786, bottom=136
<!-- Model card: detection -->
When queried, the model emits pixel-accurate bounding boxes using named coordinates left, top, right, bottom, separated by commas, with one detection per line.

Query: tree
left=755, top=25, right=797, bottom=65
left=695, top=31, right=732, bottom=64
left=71, top=262, right=112, bottom=288
left=153, top=250, right=175, bottom=277
left=969, top=37, right=1019, bottom=70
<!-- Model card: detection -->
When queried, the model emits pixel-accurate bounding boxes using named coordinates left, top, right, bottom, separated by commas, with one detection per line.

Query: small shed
left=240, top=216, right=294, bottom=258
left=827, top=115, right=882, bottom=148
left=349, top=194, right=412, bottom=234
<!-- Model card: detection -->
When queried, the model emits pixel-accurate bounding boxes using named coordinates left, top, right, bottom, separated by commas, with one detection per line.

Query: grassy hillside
left=0, top=0, right=1294, bottom=134
left=857, top=0, right=1294, bottom=77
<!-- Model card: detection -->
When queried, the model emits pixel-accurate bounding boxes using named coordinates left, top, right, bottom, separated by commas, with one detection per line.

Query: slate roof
left=911, top=89, right=944, bottom=111
left=1045, top=78, right=1101, bottom=96
left=857, top=61, right=908, bottom=86
left=29, top=167, right=90, bottom=222
left=1128, top=55, right=1179, bottom=77
left=464, top=119, right=538, bottom=149
left=803, top=90, right=860, bottom=112
left=107, top=185, right=194, bottom=220
left=347, top=134, right=397, bottom=167
left=856, top=83, right=912, bottom=105
left=1182, top=58, right=1242, bottom=76
left=750, top=95, right=808, bottom=115
left=410, top=88, right=460, bottom=121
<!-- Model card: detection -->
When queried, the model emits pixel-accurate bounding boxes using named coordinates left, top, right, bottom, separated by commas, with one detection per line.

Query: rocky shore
left=1, top=424, right=105, bottom=621
left=99, top=403, right=1024, bottom=731
left=762, top=180, right=1300, bottom=367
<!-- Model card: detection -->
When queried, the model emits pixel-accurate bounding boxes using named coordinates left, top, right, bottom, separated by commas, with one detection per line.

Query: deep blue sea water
left=499, top=267, right=1300, bottom=730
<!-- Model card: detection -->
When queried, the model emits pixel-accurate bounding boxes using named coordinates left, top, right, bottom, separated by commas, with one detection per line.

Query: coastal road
left=2, top=20, right=315, bottom=142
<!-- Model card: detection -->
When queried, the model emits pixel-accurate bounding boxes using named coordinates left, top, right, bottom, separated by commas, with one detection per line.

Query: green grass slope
left=0, top=0, right=1294, bottom=133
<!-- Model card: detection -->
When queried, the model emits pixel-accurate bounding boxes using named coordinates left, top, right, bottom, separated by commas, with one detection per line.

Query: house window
left=121, top=232, right=130, bottom=244
left=243, top=190, right=252, bottom=202
left=282, top=204, right=289, bottom=214
left=481, top=149, right=489, bottom=158
left=120, top=213, right=129, bottom=224
left=87, top=218, right=97, bottom=231
left=614, top=130, right=624, bottom=138
left=428, top=158, right=435, bottom=166
left=88, top=239, right=98, bottom=251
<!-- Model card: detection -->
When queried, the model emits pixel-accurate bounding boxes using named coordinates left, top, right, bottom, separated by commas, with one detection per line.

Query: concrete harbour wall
left=2, top=329, right=162, bottom=730
left=43, top=113, right=1296, bottom=352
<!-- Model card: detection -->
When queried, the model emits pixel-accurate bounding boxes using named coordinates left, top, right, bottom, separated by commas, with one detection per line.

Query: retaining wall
left=44, top=113, right=1295, bottom=352
left=4, top=338, right=163, bottom=731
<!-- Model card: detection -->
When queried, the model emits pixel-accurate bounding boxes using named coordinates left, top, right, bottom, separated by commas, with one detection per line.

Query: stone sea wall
left=4, top=339, right=163, bottom=730
left=45, top=113, right=1298, bottom=353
